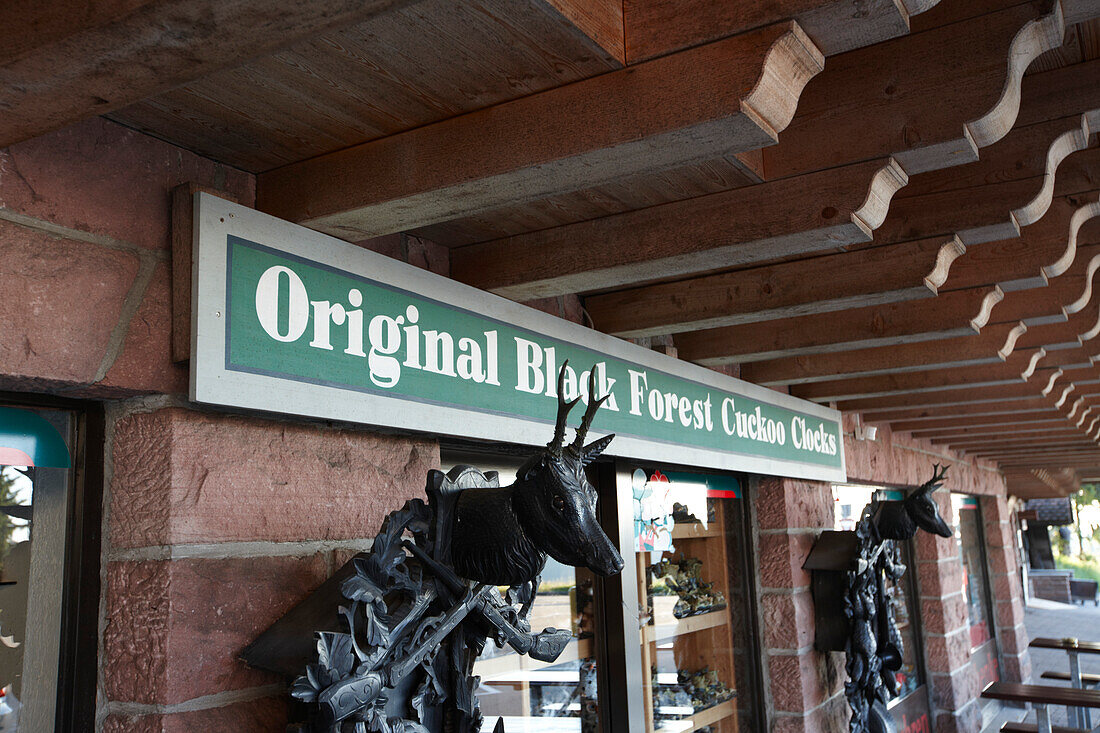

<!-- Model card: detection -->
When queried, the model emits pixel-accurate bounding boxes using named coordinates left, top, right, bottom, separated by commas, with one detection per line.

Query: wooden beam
left=878, top=114, right=1094, bottom=246
left=789, top=350, right=1040, bottom=402
left=0, top=0, right=421, bottom=147
left=623, top=0, right=921, bottom=63
left=740, top=321, right=1024, bottom=386
left=894, top=412, right=1075, bottom=433
left=585, top=236, right=959, bottom=337
left=450, top=158, right=903, bottom=299
left=838, top=383, right=1059, bottom=414
left=940, top=431, right=1092, bottom=448
left=916, top=418, right=1074, bottom=439
left=990, top=244, right=1100, bottom=325
left=763, top=1, right=1068, bottom=178
left=257, top=23, right=824, bottom=239
left=940, top=193, right=1100, bottom=292
left=676, top=285, right=1001, bottom=365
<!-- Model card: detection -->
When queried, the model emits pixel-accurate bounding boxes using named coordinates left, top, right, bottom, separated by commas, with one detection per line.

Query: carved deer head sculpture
left=448, top=362, right=625, bottom=586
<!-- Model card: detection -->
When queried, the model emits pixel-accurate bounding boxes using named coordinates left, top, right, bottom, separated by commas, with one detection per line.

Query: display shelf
left=644, top=608, right=730, bottom=644
left=656, top=700, right=736, bottom=733
left=670, top=523, right=723, bottom=539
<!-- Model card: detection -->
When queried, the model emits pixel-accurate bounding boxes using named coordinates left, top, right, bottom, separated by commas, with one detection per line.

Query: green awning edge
left=0, top=407, right=71, bottom=468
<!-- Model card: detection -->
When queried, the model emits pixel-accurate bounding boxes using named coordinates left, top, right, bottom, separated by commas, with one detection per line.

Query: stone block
left=924, top=627, right=971, bottom=674
left=109, top=407, right=440, bottom=547
left=999, top=650, right=1031, bottom=684
left=931, top=666, right=979, bottom=711
left=757, top=477, right=833, bottom=531
left=101, top=262, right=187, bottom=395
left=0, top=220, right=139, bottom=387
left=0, top=117, right=253, bottom=251
left=759, top=532, right=813, bottom=590
left=917, top=559, right=964, bottom=598
left=994, top=596, right=1026, bottom=628
left=769, top=651, right=839, bottom=713
left=921, top=592, right=969, bottom=635
left=102, top=554, right=328, bottom=705
left=934, top=700, right=981, bottom=733
left=772, top=693, right=849, bottom=733
left=915, top=530, right=959, bottom=564
left=762, top=590, right=815, bottom=650
left=103, top=695, right=287, bottom=733
left=996, top=622, right=1029, bottom=656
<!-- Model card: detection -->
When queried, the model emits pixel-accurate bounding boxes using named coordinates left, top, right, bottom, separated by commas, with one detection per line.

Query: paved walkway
left=982, top=598, right=1100, bottom=732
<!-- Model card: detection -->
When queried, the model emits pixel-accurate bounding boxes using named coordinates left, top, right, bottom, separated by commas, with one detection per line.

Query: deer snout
left=585, top=529, right=625, bottom=577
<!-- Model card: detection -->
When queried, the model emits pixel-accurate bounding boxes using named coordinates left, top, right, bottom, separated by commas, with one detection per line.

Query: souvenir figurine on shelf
left=652, top=665, right=736, bottom=724
left=650, top=555, right=727, bottom=619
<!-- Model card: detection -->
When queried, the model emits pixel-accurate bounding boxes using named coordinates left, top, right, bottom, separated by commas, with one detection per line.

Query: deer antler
left=917, top=463, right=949, bottom=495
left=548, top=361, right=580, bottom=457
left=568, top=368, right=609, bottom=457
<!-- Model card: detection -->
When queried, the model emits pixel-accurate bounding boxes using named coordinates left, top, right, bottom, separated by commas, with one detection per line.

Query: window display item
left=650, top=556, right=728, bottom=619
left=243, top=365, right=624, bottom=733
left=805, top=466, right=953, bottom=733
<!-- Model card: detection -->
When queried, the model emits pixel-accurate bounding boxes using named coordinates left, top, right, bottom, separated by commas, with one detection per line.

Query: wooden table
left=982, top=681, right=1100, bottom=733
left=1031, top=638, right=1100, bottom=728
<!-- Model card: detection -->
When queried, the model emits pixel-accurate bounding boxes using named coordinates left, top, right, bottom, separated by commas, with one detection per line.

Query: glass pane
left=633, top=467, right=753, bottom=733
left=442, top=452, right=604, bottom=733
left=0, top=465, right=33, bottom=720
left=951, top=495, right=994, bottom=649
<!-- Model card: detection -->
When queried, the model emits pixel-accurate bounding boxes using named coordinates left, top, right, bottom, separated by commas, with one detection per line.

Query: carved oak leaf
left=317, top=631, right=356, bottom=677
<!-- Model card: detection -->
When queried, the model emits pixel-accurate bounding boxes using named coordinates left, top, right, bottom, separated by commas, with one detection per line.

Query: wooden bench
left=982, top=682, right=1100, bottom=733
left=1000, top=723, right=1086, bottom=732
left=1071, top=579, right=1099, bottom=606
left=1041, top=671, right=1100, bottom=687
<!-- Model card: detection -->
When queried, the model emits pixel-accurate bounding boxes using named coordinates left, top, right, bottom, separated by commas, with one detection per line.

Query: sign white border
left=191, top=193, right=847, bottom=483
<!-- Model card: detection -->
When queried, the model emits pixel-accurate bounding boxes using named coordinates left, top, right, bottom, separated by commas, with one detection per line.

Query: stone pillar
left=99, top=405, right=438, bottom=731
left=981, top=495, right=1032, bottom=684
left=756, top=476, right=849, bottom=732
left=915, top=491, right=981, bottom=733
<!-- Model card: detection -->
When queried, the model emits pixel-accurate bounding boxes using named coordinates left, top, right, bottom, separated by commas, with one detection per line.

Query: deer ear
left=581, top=434, right=615, bottom=465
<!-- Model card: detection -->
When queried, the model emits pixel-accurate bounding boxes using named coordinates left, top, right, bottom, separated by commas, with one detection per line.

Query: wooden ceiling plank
left=584, top=235, right=957, bottom=337
left=451, top=157, right=904, bottom=299
left=740, top=321, right=1024, bottom=386
left=914, top=418, right=1074, bottom=439
left=256, top=23, right=825, bottom=239
left=838, top=384, right=1057, bottom=413
left=788, top=350, right=1039, bottom=403
left=893, top=411, right=1073, bottom=432
left=623, top=0, right=918, bottom=63
left=0, top=0, right=425, bottom=148
left=675, top=286, right=1001, bottom=365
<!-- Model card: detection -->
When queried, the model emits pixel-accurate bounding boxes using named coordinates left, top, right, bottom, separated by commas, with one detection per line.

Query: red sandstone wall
left=1, top=117, right=444, bottom=731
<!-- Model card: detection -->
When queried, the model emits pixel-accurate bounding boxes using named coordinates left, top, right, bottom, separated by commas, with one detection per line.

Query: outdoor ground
left=981, top=597, right=1100, bottom=731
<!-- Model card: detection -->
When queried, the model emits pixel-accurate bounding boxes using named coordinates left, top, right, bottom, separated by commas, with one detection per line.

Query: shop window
left=951, top=494, right=1000, bottom=689
left=0, top=403, right=100, bottom=731
left=629, top=466, right=759, bottom=733
left=831, top=483, right=930, bottom=728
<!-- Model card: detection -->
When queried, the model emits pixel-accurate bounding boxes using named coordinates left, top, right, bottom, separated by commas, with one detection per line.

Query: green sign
left=193, top=194, right=846, bottom=482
